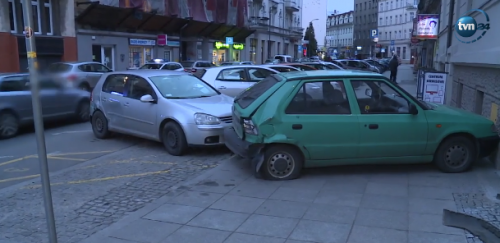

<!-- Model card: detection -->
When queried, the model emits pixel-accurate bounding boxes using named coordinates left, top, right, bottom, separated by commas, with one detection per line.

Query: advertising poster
left=423, top=72, right=447, bottom=104
left=416, top=14, right=439, bottom=39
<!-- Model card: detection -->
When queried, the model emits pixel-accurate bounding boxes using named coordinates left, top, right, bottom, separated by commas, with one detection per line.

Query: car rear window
left=196, top=62, right=213, bottom=67
left=181, top=62, right=194, bottom=68
left=47, top=63, right=72, bottom=73
left=235, top=75, right=281, bottom=109
left=140, top=64, right=163, bottom=69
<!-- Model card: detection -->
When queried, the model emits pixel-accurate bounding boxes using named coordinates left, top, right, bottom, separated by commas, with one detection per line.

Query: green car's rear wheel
left=261, top=144, right=303, bottom=180
left=434, top=136, right=477, bottom=173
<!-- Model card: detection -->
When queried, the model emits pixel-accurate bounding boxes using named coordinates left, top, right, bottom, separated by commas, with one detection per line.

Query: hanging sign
left=233, top=43, right=244, bottom=50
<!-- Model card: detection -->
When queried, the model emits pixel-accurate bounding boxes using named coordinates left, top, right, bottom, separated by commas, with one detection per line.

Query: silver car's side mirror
left=365, top=88, right=372, bottom=97
left=140, top=94, right=155, bottom=103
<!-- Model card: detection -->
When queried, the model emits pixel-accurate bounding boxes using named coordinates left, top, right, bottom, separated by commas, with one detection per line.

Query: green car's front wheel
left=434, top=136, right=477, bottom=173
left=261, top=144, right=304, bottom=180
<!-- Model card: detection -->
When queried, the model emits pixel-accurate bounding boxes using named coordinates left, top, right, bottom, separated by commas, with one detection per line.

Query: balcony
left=406, top=2, right=417, bottom=9
left=285, top=0, right=300, bottom=12
left=248, top=16, right=270, bottom=30
left=291, top=26, right=304, bottom=35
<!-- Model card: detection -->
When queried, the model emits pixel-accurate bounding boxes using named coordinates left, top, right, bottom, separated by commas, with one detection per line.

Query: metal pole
left=268, top=7, right=271, bottom=59
left=21, top=0, right=58, bottom=242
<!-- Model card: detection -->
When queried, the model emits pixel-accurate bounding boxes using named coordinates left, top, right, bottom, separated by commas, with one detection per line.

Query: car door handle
left=109, top=98, right=119, bottom=102
left=218, top=86, right=226, bottom=89
left=292, top=124, right=302, bottom=130
left=123, top=102, right=129, bottom=107
left=368, top=124, right=379, bottom=129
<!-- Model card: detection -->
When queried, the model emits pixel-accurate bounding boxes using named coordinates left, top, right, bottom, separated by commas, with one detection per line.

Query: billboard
left=416, top=14, right=439, bottom=39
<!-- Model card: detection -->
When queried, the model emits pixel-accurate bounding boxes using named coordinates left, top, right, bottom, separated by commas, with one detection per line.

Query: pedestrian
left=389, top=52, right=399, bottom=83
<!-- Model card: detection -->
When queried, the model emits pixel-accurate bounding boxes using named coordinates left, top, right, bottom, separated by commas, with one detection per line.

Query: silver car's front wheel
left=0, top=112, right=19, bottom=139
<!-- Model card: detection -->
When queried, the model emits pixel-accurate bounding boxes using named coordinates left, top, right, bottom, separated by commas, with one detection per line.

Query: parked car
left=264, top=59, right=279, bottom=64
left=220, top=61, right=254, bottom=66
left=197, top=65, right=279, bottom=97
left=139, top=59, right=184, bottom=71
left=274, top=55, right=293, bottom=63
left=0, top=73, right=91, bottom=139
left=261, top=65, right=300, bottom=72
left=46, top=61, right=113, bottom=91
left=180, top=60, right=215, bottom=73
left=338, top=60, right=381, bottom=73
left=282, top=63, right=317, bottom=71
left=89, top=70, right=233, bottom=156
left=301, top=62, right=343, bottom=70
left=364, top=59, right=387, bottom=73
left=224, top=70, right=500, bottom=180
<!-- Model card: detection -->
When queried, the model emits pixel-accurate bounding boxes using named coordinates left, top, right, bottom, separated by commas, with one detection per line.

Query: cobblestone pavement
left=455, top=192, right=500, bottom=243
left=0, top=141, right=231, bottom=243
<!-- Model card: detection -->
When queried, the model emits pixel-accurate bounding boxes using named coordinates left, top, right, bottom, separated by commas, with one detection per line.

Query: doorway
left=92, top=45, right=115, bottom=70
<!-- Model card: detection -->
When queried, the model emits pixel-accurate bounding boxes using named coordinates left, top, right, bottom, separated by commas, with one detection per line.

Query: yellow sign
left=214, top=41, right=245, bottom=50
left=490, top=103, right=498, bottom=123
left=233, top=43, right=244, bottom=50
left=27, top=51, right=37, bottom=58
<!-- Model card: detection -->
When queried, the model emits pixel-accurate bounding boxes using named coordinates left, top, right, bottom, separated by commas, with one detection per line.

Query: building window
left=385, top=17, right=388, bottom=25
left=399, top=30, right=402, bottom=39
left=396, top=0, right=399, bottom=8
left=399, top=14, right=402, bottom=24
left=385, top=2, right=388, bottom=10
left=390, top=16, right=392, bottom=24
left=402, top=46, right=406, bottom=59
left=396, top=47, right=401, bottom=57
left=379, top=3, right=383, bottom=11
left=250, top=38, right=257, bottom=63
left=44, top=0, right=53, bottom=35
left=390, top=1, right=393, bottom=9
left=410, top=12, right=414, bottom=21
left=404, top=29, right=407, bottom=38
left=8, top=0, right=17, bottom=33
left=379, top=17, right=382, bottom=25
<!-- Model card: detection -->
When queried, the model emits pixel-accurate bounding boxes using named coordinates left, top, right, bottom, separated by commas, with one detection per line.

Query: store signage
left=233, top=43, right=244, bottom=50
left=423, top=72, right=447, bottom=104
left=416, top=14, right=439, bottom=39
left=214, top=41, right=245, bottom=50
left=167, top=41, right=180, bottom=47
left=157, top=35, right=167, bottom=46
left=129, top=39, right=156, bottom=46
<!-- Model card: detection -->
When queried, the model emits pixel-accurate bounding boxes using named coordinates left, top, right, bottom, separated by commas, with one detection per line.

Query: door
left=101, top=46, right=115, bottom=71
left=213, top=67, right=249, bottom=97
left=121, top=75, right=158, bottom=138
left=164, top=50, right=171, bottom=61
left=349, top=79, right=428, bottom=158
left=100, top=74, right=128, bottom=130
left=39, top=79, right=72, bottom=117
left=280, top=80, right=359, bottom=160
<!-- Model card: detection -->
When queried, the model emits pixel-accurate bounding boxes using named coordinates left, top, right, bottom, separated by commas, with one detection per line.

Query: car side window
left=126, top=75, right=156, bottom=100
left=350, top=80, right=410, bottom=114
left=0, top=76, right=29, bottom=92
left=347, top=61, right=357, bottom=68
left=248, top=68, right=274, bottom=81
left=102, top=74, right=127, bottom=96
left=40, top=79, right=60, bottom=89
left=285, top=81, right=350, bottom=115
left=173, top=64, right=182, bottom=70
left=78, top=64, right=92, bottom=72
left=91, top=64, right=111, bottom=72
left=357, top=62, right=367, bottom=68
left=216, top=68, right=247, bottom=81
left=160, top=64, right=170, bottom=70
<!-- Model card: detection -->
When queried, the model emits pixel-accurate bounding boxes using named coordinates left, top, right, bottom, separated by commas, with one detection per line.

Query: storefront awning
left=75, top=3, right=254, bottom=42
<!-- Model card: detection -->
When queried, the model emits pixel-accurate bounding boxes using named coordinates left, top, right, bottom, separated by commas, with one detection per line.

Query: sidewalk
left=383, top=64, right=417, bottom=96
left=81, top=156, right=500, bottom=243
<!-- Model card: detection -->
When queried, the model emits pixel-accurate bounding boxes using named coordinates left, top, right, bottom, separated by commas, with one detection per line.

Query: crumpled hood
left=171, top=94, right=234, bottom=117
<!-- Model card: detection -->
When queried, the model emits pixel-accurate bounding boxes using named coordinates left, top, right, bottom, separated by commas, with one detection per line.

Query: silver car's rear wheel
left=0, top=112, right=19, bottom=139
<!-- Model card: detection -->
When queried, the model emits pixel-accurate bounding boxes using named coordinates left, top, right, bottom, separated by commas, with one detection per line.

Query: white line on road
left=51, top=130, right=92, bottom=136
left=0, top=156, right=14, bottom=159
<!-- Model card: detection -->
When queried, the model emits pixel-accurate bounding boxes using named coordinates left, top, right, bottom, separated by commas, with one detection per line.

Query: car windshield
left=139, top=64, right=163, bottom=69
left=149, top=75, right=219, bottom=99
left=180, top=62, right=194, bottom=68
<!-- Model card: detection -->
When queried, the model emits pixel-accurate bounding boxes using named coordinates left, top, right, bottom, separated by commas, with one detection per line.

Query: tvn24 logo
left=455, top=9, right=490, bottom=44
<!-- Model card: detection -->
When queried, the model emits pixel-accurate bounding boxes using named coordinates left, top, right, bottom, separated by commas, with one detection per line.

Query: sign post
left=21, top=0, right=58, bottom=242
left=390, top=40, right=395, bottom=52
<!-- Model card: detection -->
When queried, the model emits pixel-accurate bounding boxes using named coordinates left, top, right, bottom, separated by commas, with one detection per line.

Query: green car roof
left=277, top=70, right=383, bottom=80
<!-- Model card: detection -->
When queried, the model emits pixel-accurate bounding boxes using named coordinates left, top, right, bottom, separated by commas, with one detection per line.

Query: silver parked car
left=89, top=70, right=233, bottom=156
left=260, top=65, right=300, bottom=72
left=46, top=61, right=113, bottom=91
left=139, top=59, right=184, bottom=71
left=180, top=60, right=215, bottom=73
left=0, top=73, right=91, bottom=139
left=220, top=61, right=254, bottom=66
left=198, top=65, right=279, bottom=97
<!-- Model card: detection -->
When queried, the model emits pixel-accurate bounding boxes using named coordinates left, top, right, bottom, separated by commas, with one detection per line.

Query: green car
left=224, top=70, right=499, bottom=180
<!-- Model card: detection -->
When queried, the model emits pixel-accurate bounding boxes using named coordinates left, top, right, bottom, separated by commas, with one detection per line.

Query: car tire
left=79, top=83, right=91, bottom=92
left=433, top=136, right=477, bottom=173
left=260, top=144, right=303, bottom=181
left=0, top=111, right=19, bottom=139
left=162, top=122, right=188, bottom=156
left=75, top=100, right=90, bottom=122
left=91, top=110, right=111, bottom=139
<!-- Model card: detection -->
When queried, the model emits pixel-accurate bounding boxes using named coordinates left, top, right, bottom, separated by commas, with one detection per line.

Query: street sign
left=370, top=29, right=378, bottom=38
left=390, top=40, right=395, bottom=45
left=226, top=37, right=233, bottom=44
left=298, top=45, right=303, bottom=52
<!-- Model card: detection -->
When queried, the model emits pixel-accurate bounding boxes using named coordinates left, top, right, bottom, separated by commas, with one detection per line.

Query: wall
left=77, top=34, right=130, bottom=71
left=377, top=0, right=415, bottom=60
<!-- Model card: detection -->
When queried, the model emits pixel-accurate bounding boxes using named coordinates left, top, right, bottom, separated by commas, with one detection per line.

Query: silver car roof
left=107, top=70, right=191, bottom=78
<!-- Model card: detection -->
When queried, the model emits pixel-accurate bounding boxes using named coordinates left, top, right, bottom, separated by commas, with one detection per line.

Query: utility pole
left=268, top=6, right=272, bottom=59
left=21, top=0, right=58, bottom=242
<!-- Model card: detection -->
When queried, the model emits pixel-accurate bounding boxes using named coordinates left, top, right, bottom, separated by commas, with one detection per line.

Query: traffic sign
left=370, top=29, right=378, bottom=38
left=298, top=45, right=303, bottom=52
left=226, top=37, right=233, bottom=44
left=390, top=40, right=395, bottom=45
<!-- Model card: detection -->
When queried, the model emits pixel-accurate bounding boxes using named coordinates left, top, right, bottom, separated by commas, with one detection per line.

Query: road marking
left=0, top=155, right=36, bottom=167
left=0, top=156, right=14, bottom=159
left=0, top=174, right=39, bottom=183
left=22, top=170, right=170, bottom=189
left=47, top=156, right=87, bottom=161
left=50, top=151, right=115, bottom=156
left=52, top=130, right=92, bottom=136
left=3, top=168, right=29, bottom=173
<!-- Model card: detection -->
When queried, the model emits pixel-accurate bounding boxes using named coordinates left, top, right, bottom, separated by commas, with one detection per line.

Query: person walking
left=389, top=52, right=399, bottom=83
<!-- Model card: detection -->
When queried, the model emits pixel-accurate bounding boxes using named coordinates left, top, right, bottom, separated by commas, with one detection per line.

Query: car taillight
left=191, top=68, right=196, bottom=73
left=184, top=69, right=189, bottom=72
left=67, top=74, right=77, bottom=81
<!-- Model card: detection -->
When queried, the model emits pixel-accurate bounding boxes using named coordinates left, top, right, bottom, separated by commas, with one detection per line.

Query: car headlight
left=243, top=119, right=259, bottom=135
left=194, top=113, right=220, bottom=125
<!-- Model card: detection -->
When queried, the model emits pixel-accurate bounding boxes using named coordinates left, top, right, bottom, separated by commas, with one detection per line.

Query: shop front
left=128, top=38, right=155, bottom=69
left=212, top=41, right=245, bottom=65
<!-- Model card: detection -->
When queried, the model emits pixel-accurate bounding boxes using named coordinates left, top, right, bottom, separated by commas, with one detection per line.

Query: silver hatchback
left=89, top=70, right=234, bottom=156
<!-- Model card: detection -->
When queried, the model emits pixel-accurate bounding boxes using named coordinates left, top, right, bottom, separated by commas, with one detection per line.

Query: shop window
left=129, top=47, right=153, bottom=69
left=402, top=47, right=406, bottom=59
left=250, top=38, right=257, bottom=64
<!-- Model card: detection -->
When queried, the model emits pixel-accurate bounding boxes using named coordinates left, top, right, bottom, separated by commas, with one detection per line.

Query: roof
left=277, top=70, right=383, bottom=80
left=205, top=65, right=273, bottom=71
left=52, top=61, right=100, bottom=65
left=110, top=70, right=191, bottom=77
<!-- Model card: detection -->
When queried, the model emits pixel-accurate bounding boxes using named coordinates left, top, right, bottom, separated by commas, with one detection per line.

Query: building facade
left=301, top=0, right=327, bottom=52
left=353, top=0, right=378, bottom=58
left=0, top=0, right=77, bottom=72
left=377, top=0, right=417, bottom=62
left=246, top=0, right=304, bottom=64
left=326, top=11, right=354, bottom=58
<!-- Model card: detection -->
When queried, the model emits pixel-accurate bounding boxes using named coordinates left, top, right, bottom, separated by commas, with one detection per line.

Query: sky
left=327, top=0, right=354, bottom=15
